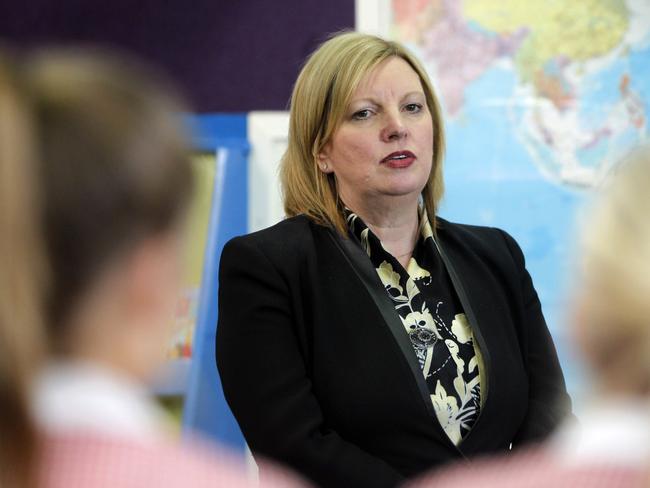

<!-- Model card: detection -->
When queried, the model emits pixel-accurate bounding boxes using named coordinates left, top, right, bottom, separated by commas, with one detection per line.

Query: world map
left=390, top=0, right=650, bottom=403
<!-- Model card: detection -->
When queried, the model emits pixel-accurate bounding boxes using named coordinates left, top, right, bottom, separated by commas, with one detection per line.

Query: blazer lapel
left=326, top=229, right=438, bottom=420
left=433, top=233, right=494, bottom=452
left=328, top=227, right=491, bottom=457
left=432, top=236, right=492, bottom=401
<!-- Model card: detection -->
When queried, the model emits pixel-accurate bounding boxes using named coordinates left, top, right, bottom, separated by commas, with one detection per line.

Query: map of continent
left=390, top=0, right=650, bottom=404
left=393, top=0, right=649, bottom=186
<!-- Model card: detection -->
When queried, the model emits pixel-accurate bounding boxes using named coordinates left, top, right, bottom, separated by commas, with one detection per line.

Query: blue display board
left=180, top=113, right=248, bottom=452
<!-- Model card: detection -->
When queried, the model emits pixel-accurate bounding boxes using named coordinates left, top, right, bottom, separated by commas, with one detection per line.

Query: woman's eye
left=352, top=109, right=372, bottom=120
left=404, top=103, right=423, bottom=113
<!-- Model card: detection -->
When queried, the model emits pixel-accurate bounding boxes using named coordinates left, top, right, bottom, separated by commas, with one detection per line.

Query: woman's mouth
left=381, top=151, right=416, bottom=168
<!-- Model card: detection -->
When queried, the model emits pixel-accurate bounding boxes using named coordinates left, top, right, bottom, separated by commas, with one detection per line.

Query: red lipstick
left=381, top=150, right=416, bottom=168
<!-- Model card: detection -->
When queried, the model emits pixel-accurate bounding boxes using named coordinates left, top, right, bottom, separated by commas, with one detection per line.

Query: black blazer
left=216, top=215, right=572, bottom=488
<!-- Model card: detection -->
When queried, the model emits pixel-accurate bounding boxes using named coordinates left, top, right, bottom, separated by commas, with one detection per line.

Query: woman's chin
left=377, top=181, right=427, bottom=200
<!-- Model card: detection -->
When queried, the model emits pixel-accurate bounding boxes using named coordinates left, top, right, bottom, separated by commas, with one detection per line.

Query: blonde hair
left=280, top=31, right=445, bottom=235
left=0, top=54, right=46, bottom=488
left=578, top=146, right=650, bottom=395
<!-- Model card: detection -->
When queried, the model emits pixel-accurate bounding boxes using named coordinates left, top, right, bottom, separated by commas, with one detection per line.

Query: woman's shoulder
left=222, top=215, right=323, bottom=264
left=240, top=214, right=315, bottom=241
left=437, top=216, right=517, bottom=251
left=435, top=216, right=526, bottom=272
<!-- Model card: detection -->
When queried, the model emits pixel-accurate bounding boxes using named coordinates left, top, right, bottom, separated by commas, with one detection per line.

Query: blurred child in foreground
left=0, top=48, right=303, bottom=488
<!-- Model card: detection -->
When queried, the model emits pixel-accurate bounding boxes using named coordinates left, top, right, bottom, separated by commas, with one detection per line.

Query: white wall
left=247, top=112, right=290, bottom=232
left=355, top=0, right=391, bottom=35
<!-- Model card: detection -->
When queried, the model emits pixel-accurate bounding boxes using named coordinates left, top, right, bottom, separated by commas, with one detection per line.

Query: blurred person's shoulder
left=406, top=445, right=649, bottom=488
left=39, top=431, right=308, bottom=488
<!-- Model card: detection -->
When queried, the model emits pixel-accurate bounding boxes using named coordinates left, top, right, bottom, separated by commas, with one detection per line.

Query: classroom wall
left=0, top=0, right=354, bottom=111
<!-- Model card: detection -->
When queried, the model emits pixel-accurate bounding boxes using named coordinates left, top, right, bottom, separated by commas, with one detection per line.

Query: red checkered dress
left=38, top=432, right=308, bottom=488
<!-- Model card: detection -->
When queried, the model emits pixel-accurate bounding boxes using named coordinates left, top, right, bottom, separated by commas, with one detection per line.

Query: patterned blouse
left=346, top=208, right=484, bottom=445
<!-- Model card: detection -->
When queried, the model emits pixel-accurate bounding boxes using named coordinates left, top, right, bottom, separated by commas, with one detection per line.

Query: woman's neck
left=345, top=194, right=420, bottom=268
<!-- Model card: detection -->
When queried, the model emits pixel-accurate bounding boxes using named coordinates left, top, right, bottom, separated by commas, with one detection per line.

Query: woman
left=407, top=147, right=650, bottom=487
left=216, top=32, right=572, bottom=487
left=0, top=48, right=296, bottom=488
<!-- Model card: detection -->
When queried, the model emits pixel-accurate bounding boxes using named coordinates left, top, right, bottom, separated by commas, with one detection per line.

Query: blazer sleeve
left=497, top=229, right=574, bottom=444
left=215, top=236, right=405, bottom=488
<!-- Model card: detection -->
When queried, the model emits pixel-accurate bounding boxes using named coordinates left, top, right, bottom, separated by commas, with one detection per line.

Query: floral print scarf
left=346, top=208, right=483, bottom=445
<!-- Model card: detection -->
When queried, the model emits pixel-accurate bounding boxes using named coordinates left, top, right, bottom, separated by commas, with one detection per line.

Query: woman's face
left=319, top=56, right=434, bottom=209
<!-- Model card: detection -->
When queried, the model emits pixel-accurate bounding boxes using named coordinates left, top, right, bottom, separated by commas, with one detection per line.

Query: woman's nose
left=380, top=113, right=407, bottom=142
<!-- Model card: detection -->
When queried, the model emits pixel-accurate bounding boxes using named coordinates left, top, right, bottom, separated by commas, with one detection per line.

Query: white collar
left=32, top=360, right=172, bottom=442
left=550, top=398, right=650, bottom=467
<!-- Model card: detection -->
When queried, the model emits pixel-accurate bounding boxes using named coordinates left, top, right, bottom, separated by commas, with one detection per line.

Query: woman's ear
left=317, top=145, right=334, bottom=174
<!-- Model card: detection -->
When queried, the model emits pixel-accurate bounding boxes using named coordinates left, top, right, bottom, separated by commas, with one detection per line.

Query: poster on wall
left=167, top=152, right=217, bottom=360
left=361, top=0, right=650, bottom=404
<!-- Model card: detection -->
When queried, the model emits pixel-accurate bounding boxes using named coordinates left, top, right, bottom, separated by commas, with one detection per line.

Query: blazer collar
left=431, top=229, right=494, bottom=453
left=326, top=227, right=465, bottom=456
left=328, top=222, right=497, bottom=455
